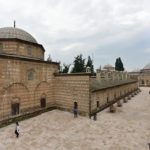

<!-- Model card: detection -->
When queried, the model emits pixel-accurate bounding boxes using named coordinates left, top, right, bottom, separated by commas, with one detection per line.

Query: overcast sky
left=0, top=0, right=150, bottom=71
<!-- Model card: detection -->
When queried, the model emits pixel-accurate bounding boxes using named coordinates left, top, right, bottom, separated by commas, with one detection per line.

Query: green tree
left=86, top=56, right=94, bottom=74
left=115, top=57, right=124, bottom=71
left=62, top=64, right=71, bottom=73
left=71, top=54, right=86, bottom=73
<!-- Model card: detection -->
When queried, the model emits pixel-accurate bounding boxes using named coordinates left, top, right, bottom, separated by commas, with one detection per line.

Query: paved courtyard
left=0, top=87, right=150, bottom=150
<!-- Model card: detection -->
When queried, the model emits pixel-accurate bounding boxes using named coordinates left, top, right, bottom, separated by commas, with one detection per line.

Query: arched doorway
left=40, top=98, right=46, bottom=108
left=11, top=103, right=20, bottom=115
left=96, top=101, right=100, bottom=108
left=74, top=101, right=78, bottom=109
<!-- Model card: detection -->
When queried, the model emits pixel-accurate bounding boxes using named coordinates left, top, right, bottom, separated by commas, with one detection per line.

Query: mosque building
left=0, top=24, right=138, bottom=122
left=138, top=63, right=150, bottom=86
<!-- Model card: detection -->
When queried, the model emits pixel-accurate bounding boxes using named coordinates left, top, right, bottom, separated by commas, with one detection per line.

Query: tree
left=115, top=57, right=124, bottom=71
left=71, top=54, right=86, bottom=73
left=86, top=56, right=94, bottom=74
left=62, top=64, right=71, bottom=73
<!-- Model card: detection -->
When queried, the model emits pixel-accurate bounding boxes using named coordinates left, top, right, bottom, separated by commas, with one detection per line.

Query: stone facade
left=54, top=74, right=90, bottom=115
left=0, top=40, right=44, bottom=60
left=129, top=63, right=150, bottom=87
left=90, top=82, right=138, bottom=113
left=0, top=54, right=58, bottom=120
left=138, top=66, right=150, bottom=87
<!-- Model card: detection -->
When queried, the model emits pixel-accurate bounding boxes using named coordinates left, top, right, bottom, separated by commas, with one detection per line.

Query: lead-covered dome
left=0, top=27, right=37, bottom=43
left=143, top=63, right=150, bottom=70
left=103, top=64, right=115, bottom=71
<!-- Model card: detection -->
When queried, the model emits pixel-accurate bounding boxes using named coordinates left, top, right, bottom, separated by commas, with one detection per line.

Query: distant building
left=138, top=63, right=150, bottom=86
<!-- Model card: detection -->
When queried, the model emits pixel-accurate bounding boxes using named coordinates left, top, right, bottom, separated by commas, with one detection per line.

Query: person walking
left=73, top=107, right=78, bottom=118
left=15, top=122, right=20, bottom=138
left=93, top=112, right=97, bottom=121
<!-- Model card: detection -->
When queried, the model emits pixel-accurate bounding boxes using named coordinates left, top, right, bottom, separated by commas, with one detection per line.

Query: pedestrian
left=93, top=112, right=97, bottom=121
left=73, top=107, right=78, bottom=118
left=15, top=122, right=20, bottom=138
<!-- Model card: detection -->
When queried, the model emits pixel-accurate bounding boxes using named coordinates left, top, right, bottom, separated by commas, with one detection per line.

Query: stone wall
left=54, top=74, right=90, bottom=116
left=139, top=74, right=150, bottom=87
left=0, top=41, right=44, bottom=60
left=0, top=57, right=59, bottom=120
left=90, top=82, right=138, bottom=113
left=96, top=69, right=129, bottom=82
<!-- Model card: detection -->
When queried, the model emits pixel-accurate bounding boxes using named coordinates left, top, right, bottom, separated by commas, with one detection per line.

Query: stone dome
left=0, top=27, right=37, bottom=43
left=103, top=64, right=115, bottom=71
left=143, top=63, right=150, bottom=70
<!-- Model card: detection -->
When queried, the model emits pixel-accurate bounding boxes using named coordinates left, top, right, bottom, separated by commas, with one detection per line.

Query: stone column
left=110, top=105, right=116, bottom=113
left=123, top=97, right=127, bottom=103
left=127, top=96, right=131, bottom=100
left=117, top=100, right=122, bottom=107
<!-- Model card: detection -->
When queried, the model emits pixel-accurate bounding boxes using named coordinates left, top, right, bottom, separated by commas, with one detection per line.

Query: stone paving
left=0, top=87, right=150, bottom=150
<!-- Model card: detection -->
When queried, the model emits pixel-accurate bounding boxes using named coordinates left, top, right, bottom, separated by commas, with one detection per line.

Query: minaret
left=14, top=20, right=16, bottom=28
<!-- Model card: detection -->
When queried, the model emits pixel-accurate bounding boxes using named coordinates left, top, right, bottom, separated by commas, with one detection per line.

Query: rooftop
left=0, top=27, right=37, bottom=43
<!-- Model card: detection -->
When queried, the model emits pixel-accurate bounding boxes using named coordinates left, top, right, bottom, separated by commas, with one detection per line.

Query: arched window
left=101, top=72, right=105, bottom=78
left=141, top=80, right=144, bottom=85
left=27, top=46, right=32, bottom=55
left=27, top=69, right=35, bottom=80
left=108, top=72, right=112, bottom=78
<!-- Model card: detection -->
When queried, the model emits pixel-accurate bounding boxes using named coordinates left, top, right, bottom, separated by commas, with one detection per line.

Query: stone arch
left=0, top=83, right=29, bottom=118
left=34, top=81, right=53, bottom=108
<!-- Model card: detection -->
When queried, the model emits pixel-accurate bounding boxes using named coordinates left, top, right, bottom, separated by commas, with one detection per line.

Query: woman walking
left=15, top=122, right=20, bottom=138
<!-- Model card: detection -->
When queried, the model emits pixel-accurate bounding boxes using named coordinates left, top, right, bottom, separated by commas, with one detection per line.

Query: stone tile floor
left=0, top=87, right=150, bottom=150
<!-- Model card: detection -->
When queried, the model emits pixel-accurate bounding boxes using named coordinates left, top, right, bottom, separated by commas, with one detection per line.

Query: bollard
left=117, top=100, right=122, bottom=107
left=123, top=98, right=127, bottom=103
left=110, top=105, right=116, bottom=113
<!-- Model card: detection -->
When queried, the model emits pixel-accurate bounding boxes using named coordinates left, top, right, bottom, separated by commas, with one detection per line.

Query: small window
left=108, top=72, right=112, bottom=78
left=96, top=101, right=99, bottom=107
left=28, top=69, right=34, bottom=80
left=101, top=72, right=105, bottom=78
left=107, top=96, right=109, bottom=103
left=27, top=46, right=32, bottom=55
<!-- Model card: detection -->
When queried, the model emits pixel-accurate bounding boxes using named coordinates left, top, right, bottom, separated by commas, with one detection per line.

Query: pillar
left=127, top=96, right=131, bottom=100
left=117, top=100, right=122, bottom=107
left=123, top=97, right=128, bottom=103
left=110, top=105, right=116, bottom=113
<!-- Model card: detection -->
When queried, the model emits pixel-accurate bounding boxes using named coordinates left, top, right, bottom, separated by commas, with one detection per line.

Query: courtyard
left=0, top=87, right=150, bottom=150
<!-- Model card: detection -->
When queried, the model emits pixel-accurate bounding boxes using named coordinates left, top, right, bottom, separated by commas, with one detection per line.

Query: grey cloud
left=0, top=0, right=150, bottom=70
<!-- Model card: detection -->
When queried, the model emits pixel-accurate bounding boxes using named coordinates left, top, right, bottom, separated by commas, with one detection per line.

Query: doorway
left=74, top=101, right=78, bottom=109
left=11, top=103, right=20, bottom=115
left=40, top=98, right=46, bottom=108
left=96, top=101, right=100, bottom=108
